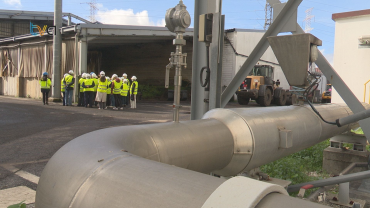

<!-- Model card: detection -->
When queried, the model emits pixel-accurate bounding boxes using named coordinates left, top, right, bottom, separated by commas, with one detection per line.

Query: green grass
left=260, top=139, right=331, bottom=196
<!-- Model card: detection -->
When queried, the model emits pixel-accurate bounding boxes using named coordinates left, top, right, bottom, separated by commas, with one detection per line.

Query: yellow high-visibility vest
left=93, top=78, right=98, bottom=92
left=65, top=74, right=74, bottom=88
left=121, top=83, right=129, bottom=96
left=61, top=78, right=65, bottom=92
left=79, top=78, right=85, bottom=92
left=97, top=79, right=108, bottom=93
left=107, top=81, right=112, bottom=95
left=40, top=78, right=51, bottom=89
left=83, top=79, right=94, bottom=92
left=130, top=81, right=138, bottom=95
left=113, top=80, right=122, bottom=94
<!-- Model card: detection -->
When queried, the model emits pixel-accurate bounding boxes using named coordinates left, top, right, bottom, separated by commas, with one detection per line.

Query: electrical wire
left=304, top=70, right=337, bottom=125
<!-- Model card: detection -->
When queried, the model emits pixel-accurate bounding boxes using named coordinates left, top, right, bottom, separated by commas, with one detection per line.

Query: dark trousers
left=62, top=92, right=65, bottom=106
left=84, top=91, right=94, bottom=107
left=78, top=91, right=85, bottom=106
left=122, top=96, right=128, bottom=106
left=94, top=92, right=97, bottom=106
left=106, top=94, right=110, bottom=106
left=114, top=94, right=121, bottom=108
left=41, top=89, right=50, bottom=104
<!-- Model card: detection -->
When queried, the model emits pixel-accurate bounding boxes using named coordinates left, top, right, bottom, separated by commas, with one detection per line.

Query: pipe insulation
left=36, top=104, right=360, bottom=207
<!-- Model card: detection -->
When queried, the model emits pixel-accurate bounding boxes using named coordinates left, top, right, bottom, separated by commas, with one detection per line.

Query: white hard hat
left=122, top=73, right=127, bottom=77
left=131, top=76, right=137, bottom=80
left=68, top=70, right=74, bottom=75
left=123, top=79, right=128, bottom=83
left=82, top=73, right=87, bottom=79
left=112, top=74, right=118, bottom=79
left=100, top=71, right=105, bottom=76
left=86, top=74, right=91, bottom=79
left=92, top=73, right=97, bottom=78
left=106, top=77, right=111, bottom=81
left=64, top=73, right=69, bottom=78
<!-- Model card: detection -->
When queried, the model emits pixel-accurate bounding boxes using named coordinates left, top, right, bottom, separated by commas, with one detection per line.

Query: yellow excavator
left=236, top=65, right=295, bottom=106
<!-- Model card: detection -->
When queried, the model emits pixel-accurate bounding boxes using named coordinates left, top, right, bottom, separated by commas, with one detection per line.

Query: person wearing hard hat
left=39, top=72, right=51, bottom=105
left=92, top=73, right=98, bottom=107
left=130, top=76, right=138, bottom=109
left=95, top=71, right=108, bottom=109
left=82, top=73, right=95, bottom=108
left=120, top=79, right=129, bottom=109
left=106, top=77, right=112, bottom=107
left=63, top=70, right=75, bottom=106
left=111, top=74, right=122, bottom=110
left=77, top=73, right=87, bottom=107
left=122, top=73, right=130, bottom=106
left=61, top=73, right=68, bottom=106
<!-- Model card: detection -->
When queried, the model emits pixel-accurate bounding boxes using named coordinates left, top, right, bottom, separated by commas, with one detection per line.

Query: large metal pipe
left=51, top=0, right=62, bottom=100
left=36, top=104, right=360, bottom=207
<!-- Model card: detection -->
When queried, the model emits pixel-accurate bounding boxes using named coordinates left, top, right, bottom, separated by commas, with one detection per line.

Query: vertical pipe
left=73, top=31, right=79, bottom=103
left=68, top=15, right=71, bottom=26
left=191, top=0, right=208, bottom=120
left=51, top=0, right=62, bottom=100
left=173, top=33, right=183, bottom=122
left=79, top=34, right=87, bottom=75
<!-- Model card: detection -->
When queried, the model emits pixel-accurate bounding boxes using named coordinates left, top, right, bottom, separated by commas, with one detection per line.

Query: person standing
left=82, top=73, right=95, bottom=108
left=39, top=72, right=51, bottom=105
left=123, top=73, right=130, bottom=105
left=61, top=73, right=67, bottom=106
left=92, top=73, right=98, bottom=107
left=64, top=70, right=75, bottom=106
left=95, top=71, right=108, bottom=110
left=130, top=76, right=138, bottom=109
left=111, top=74, right=122, bottom=110
left=78, top=73, right=86, bottom=107
left=106, top=77, right=111, bottom=107
left=120, top=79, right=129, bottom=109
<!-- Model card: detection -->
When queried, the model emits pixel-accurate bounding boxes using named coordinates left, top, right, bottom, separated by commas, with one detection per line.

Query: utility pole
left=51, top=0, right=62, bottom=101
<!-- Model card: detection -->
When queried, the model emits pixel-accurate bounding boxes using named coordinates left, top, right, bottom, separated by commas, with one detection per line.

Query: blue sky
left=2, top=0, right=370, bottom=63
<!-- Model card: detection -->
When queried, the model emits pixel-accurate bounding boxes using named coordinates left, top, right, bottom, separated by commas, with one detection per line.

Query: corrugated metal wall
left=221, top=32, right=236, bottom=89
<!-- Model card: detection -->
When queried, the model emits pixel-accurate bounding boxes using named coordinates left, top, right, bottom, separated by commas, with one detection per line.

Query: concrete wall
left=0, top=77, right=17, bottom=96
left=100, top=40, right=193, bottom=86
left=332, top=15, right=370, bottom=103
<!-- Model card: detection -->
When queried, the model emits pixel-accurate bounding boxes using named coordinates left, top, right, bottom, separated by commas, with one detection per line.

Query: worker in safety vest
left=78, top=73, right=87, bottom=107
left=92, top=73, right=98, bottom=107
left=106, top=77, right=112, bottom=107
left=96, top=71, right=108, bottom=110
left=61, top=73, right=68, bottom=106
left=39, top=72, right=51, bottom=105
left=63, top=70, right=75, bottom=106
left=130, top=76, right=138, bottom=109
left=120, top=79, right=129, bottom=109
left=122, top=73, right=130, bottom=105
left=82, top=73, right=95, bottom=108
left=111, top=74, right=122, bottom=110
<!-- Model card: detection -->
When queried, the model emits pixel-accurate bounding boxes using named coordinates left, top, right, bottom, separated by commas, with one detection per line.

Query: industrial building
left=332, top=9, right=370, bottom=104
left=0, top=10, right=290, bottom=101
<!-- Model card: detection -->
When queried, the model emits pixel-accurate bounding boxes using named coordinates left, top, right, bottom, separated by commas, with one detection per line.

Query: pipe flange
left=203, top=109, right=254, bottom=176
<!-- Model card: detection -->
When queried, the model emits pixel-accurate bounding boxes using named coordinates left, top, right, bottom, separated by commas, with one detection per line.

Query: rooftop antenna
left=81, top=0, right=99, bottom=23
left=264, top=1, right=273, bottom=30
left=303, top=7, right=314, bottom=33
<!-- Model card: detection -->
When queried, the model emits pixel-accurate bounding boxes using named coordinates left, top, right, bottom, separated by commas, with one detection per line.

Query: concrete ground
left=0, top=96, right=369, bottom=207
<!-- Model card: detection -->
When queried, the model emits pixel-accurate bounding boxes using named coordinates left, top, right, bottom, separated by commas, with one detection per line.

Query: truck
left=236, top=65, right=296, bottom=106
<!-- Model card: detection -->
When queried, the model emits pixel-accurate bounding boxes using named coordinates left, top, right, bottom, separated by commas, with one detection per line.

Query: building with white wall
left=332, top=9, right=370, bottom=103
left=222, top=29, right=289, bottom=91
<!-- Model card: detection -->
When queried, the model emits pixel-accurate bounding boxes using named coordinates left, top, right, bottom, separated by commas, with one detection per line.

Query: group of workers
left=39, top=70, right=138, bottom=110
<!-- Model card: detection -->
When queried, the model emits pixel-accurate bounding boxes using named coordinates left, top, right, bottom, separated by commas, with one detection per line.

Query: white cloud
left=4, top=0, right=21, bottom=6
left=96, top=7, right=165, bottom=26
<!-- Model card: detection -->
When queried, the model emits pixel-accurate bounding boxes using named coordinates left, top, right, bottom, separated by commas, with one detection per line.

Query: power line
left=81, top=0, right=99, bottom=22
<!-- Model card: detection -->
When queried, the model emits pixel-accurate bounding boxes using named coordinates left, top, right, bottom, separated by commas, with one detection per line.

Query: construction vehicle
left=321, top=84, right=332, bottom=103
left=236, top=65, right=295, bottom=106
